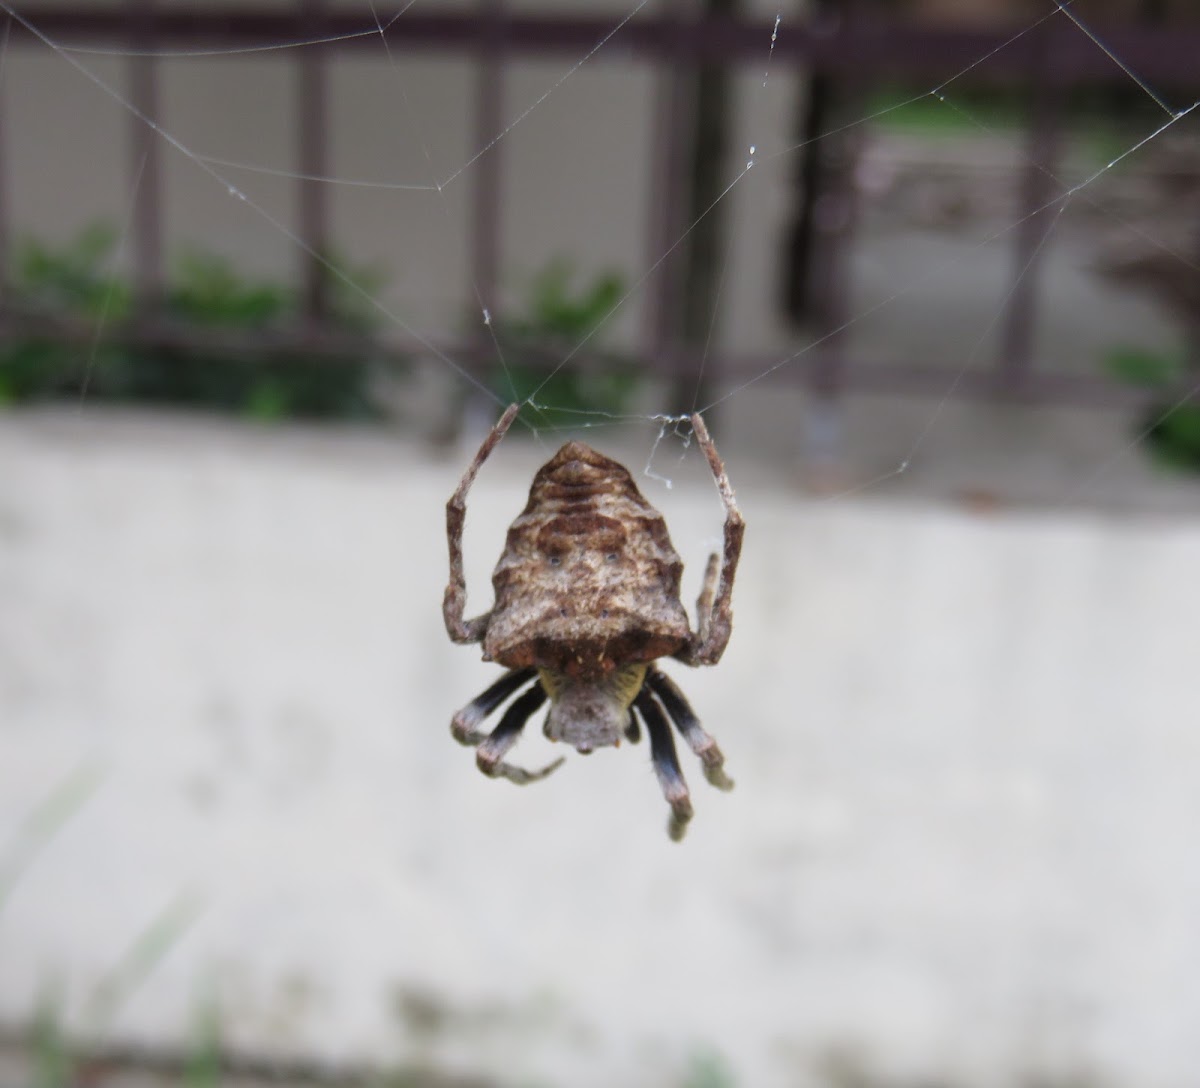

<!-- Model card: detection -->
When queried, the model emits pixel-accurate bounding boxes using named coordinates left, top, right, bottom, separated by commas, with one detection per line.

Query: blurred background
left=1, top=1, right=1199, bottom=1085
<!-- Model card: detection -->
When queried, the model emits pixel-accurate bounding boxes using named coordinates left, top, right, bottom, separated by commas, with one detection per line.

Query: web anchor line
left=1053, top=0, right=1177, bottom=118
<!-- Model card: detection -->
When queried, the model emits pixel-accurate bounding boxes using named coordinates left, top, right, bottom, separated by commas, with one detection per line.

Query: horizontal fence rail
left=8, top=7, right=1200, bottom=84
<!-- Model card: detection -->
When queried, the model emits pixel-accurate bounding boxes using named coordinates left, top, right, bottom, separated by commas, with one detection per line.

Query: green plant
left=182, top=1000, right=222, bottom=1088
left=0, top=763, right=104, bottom=913
left=0, top=227, right=129, bottom=404
left=1104, top=344, right=1200, bottom=471
left=682, top=1047, right=736, bottom=1088
left=0, top=223, right=398, bottom=421
left=867, top=85, right=1025, bottom=138
left=16, top=224, right=133, bottom=319
left=168, top=249, right=290, bottom=327
left=31, top=993, right=72, bottom=1088
left=1105, top=345, right=1182, bottom=388
left=491, top=259, right=641, bottom=427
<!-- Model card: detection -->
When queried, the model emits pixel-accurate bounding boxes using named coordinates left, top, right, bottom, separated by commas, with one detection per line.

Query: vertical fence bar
left=298, top=0, right=330, bottom=323
left=805, top=1, right=866, bottom=404
left=780, top=0, right=841, bottom=328
left=673, top=0, right=741, bottom=421
left=471, top=0, right=505, bottom=354
left=645, top=0, right=692, bottom=386
left=0, top=19, right=12, bottom=288
left=790, top=3, right=867, bottom=483
left=997, top=24, right=1061, bottom=394
left=128, top=0, right=163, bottom=310
left=1188, top=221, right=1200, bottom=370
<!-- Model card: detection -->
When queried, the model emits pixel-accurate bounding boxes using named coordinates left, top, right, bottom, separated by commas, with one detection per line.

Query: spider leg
left=646, top=668, right=734, bottom=791
left=443, top=402, right=520, bottom=644
left=624, top=709, right=641, bottom=745
left=676, top=412, right=744, bottom=667
left=475, top=682, right=565, bottom=786
left=450, top=667, right=536, bottom=746
left=694, top=553, right=719, bottom=647
left=633, top=689, right=693, bottom=842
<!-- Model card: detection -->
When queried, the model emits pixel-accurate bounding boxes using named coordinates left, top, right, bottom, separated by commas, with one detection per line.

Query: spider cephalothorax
left=443, top=403, right=743, bottom=840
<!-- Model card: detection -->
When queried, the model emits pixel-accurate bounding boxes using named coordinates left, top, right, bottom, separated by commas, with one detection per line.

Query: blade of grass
left=83, top=889, right=206, bottom=1039
left=0, top=762, right=105, bottom=913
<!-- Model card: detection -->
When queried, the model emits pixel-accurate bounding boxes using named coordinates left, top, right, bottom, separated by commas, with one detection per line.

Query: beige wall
left=2, top=408, right=1199, bottom=1086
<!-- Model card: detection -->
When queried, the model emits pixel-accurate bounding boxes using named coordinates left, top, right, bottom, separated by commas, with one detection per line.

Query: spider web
left=2, top=0, right=1195, bottom=515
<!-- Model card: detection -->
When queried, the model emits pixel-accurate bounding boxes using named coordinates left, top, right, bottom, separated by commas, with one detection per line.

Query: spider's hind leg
left=633, top=689, right=693, bottom=842
left=647, top=668, right=734, bottom=791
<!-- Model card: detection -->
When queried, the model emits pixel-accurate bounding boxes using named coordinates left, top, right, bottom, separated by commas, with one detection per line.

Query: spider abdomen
left=483, top=440, right=690, bottom=678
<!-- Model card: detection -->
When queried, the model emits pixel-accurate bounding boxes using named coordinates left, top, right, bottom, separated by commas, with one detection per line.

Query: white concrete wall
left=2, top=408, right=1198, bottom=1087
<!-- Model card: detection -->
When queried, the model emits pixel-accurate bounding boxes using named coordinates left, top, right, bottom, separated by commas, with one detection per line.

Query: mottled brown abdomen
left=483, top=441, right=690, bottom=679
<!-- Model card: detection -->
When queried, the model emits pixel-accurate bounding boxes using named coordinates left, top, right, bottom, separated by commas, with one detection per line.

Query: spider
left=443, top=403, right=744, bottom=841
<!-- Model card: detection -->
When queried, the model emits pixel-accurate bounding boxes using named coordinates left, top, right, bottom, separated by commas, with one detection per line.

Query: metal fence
left=1, top=2, right=1198, bottom=408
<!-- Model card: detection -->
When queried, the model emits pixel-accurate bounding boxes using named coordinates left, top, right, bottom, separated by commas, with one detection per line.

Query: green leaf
left=1145, top=402, right=1200, bottom=471
left=1104, top=346, right=1182, bottom=387
left=490, top=259, right=641, bottom=425
left=244, top=379, right=291, bottom=421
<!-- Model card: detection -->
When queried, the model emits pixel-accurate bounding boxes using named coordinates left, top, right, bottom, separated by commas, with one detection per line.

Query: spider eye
left=606, top=553, right=618, bottom=562
left=548, top=556, right=562, bottom=567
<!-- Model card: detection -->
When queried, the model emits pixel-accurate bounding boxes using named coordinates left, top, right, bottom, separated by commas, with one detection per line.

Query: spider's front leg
left=450, top=668, right=564, bottom=786
left=443, top=402, right=520, bottom=644
left=476, top=684, right=565, bottom=785
left=677, top=412, right=744, bottom=668
left=450, top=667, right=535, bottom=745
